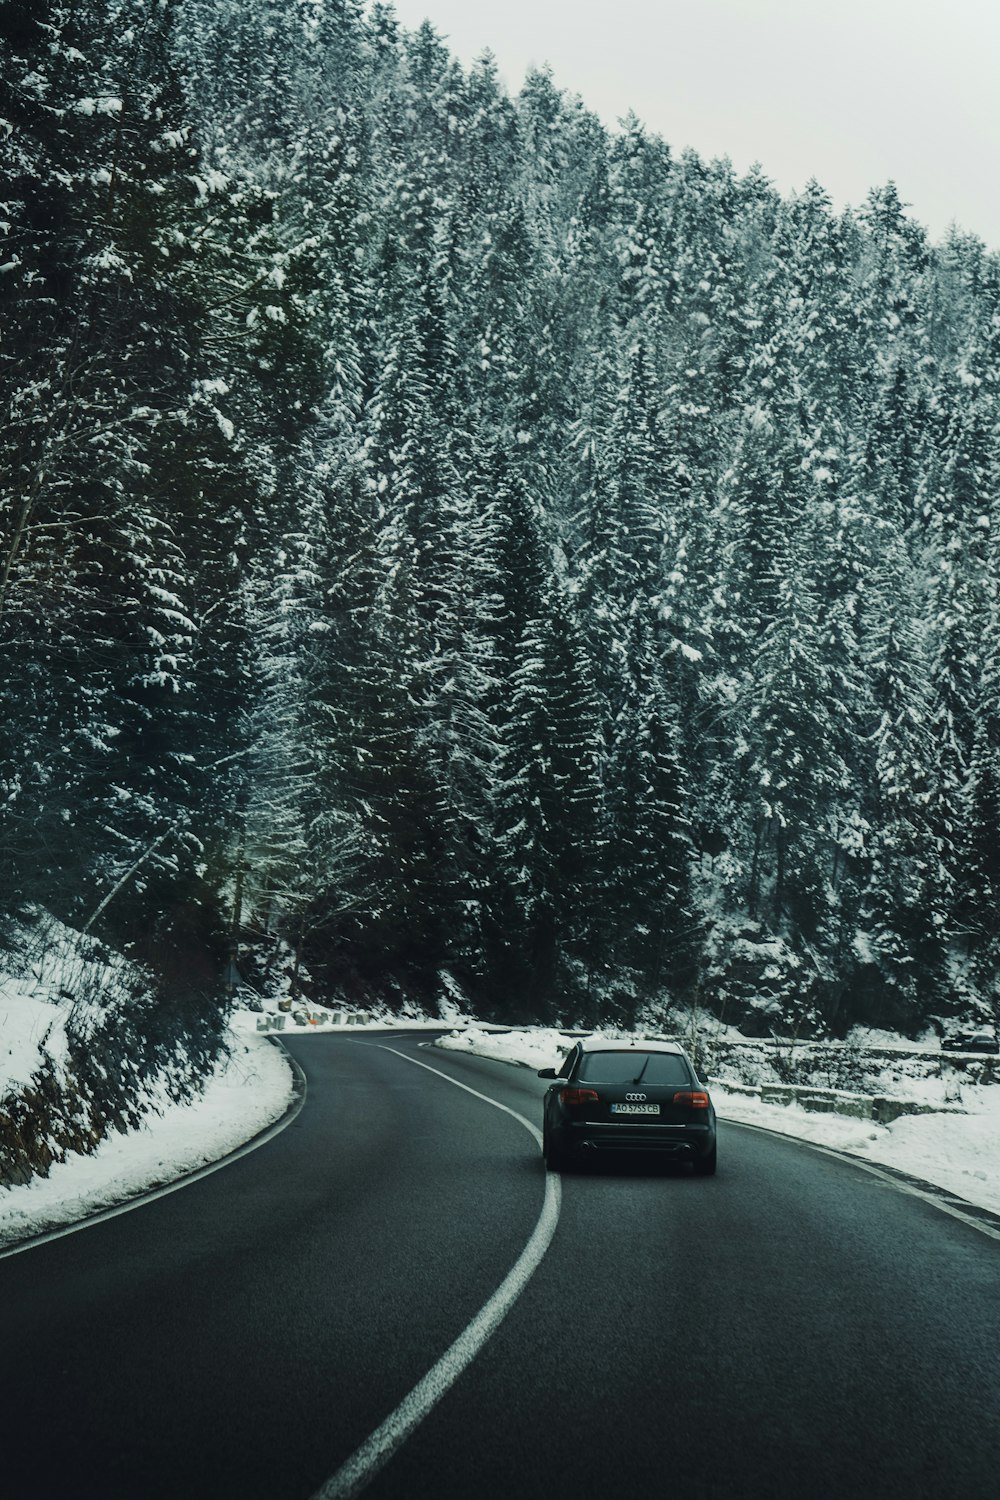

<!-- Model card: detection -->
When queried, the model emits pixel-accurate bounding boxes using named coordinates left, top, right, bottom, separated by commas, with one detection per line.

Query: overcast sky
left=386, top=0, right=1000, bottom=250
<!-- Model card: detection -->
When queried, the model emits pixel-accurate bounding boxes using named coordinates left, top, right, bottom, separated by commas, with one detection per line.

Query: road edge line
left=0, top=1038, right=307, bottom=1262
left=724, top=1116, right=1000, bottom=1242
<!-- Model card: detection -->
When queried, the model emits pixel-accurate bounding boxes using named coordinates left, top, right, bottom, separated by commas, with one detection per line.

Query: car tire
left=692, top=1144, right=717, bottom=1176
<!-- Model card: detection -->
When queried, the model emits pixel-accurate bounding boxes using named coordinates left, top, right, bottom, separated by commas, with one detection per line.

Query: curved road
left=3, top=1033, right=999, bottom=1499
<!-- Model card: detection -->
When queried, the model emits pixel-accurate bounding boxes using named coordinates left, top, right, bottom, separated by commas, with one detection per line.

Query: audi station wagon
left=538, top=1038, right=717, bottom=1174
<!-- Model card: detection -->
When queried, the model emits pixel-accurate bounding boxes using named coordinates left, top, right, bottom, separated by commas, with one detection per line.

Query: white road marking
left=0, top=1042, right=307, bottom=1262
left=727, top=1118, right=1000, bottom=1243
left=311, top=1045, right=560, bottom=1500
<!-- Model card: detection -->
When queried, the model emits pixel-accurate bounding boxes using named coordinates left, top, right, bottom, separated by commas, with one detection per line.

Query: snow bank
left=0, top=917, right=296, bottom=1250
left=228, top=1006, right=451, bottom=1035
left=0, top=1031, right=292, bottom=1250
left=437, top=1025, right=581, bottom=1071
left=714, top=1085, right=1000, bottom=1217
left=0, top=913, right=140, bottom=1097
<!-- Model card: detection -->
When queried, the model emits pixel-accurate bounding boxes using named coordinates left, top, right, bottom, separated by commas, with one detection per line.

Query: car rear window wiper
left=632, top=1055, right=650, bottom=1085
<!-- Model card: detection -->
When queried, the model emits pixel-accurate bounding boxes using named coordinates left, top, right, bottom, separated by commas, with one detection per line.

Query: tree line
left=4, top=0, right=1000, bottom=1038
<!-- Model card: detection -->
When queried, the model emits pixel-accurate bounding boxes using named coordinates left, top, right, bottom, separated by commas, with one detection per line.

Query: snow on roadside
left=228, top=1007, right=450, bottom=1035
left=0, top=983, right=443, bottom=1253
left=0, top=1032, right=293, bottom=1250
left=436, top=1025, right=576, bottom=1072
left=713, top=1086, right=1000, bottom=1217
left=436, top=1027, right=1000, bottom=1218
left=4, top=1004, right=996, bottom=1251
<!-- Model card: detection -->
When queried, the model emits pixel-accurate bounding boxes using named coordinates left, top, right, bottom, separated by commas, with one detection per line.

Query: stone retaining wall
left=709, top=1077, right=967, bottom=1124
left=695, top=1036, right=998, bottom=1090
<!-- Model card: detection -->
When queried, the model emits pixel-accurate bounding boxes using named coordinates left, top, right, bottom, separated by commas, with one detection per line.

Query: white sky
left=386, top=0, right=1000, bottom=250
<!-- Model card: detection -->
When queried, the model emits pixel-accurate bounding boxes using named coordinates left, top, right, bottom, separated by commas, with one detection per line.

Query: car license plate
left=610, top=1103, right=660, bottom=1115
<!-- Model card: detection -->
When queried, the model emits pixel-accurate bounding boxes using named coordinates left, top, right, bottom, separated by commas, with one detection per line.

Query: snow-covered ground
left=713, top=1084, right=1000, bottom=1214
left=1, top=915, right=141, bottom=1099
left=0, top=922, right=297, bottom=1251
left=435, top=1026, right=1000, bottom=1217
left=0, top=1032, right=293, bottom=1250
left=228, top=1006, right=450, bottom=1035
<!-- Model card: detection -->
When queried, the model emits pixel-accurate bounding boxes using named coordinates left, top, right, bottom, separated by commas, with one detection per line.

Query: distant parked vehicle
left=538, top=1037, right=717, bottom=1174
left=941, top=1031, right=999, bottom=1054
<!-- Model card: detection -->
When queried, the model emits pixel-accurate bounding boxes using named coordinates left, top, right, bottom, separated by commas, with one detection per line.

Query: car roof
left=574, top=1036, right=687, bottom=1056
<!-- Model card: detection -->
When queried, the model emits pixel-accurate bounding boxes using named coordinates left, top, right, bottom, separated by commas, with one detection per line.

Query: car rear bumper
left=554, top=1120, right=716, bottom=1159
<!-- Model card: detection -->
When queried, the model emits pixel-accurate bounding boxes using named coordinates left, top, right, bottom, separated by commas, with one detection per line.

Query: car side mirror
left=536, top=1066, right=559, bottom=1079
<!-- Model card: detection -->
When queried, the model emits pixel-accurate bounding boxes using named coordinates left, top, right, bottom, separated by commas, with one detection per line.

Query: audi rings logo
left=625, top=1092, right=647, bottom=1102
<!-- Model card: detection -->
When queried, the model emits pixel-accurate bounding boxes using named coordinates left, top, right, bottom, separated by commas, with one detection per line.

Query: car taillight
left=559, top=1088, right=600, bottom=1105
left=672, top=1090, right=710, bottom=1109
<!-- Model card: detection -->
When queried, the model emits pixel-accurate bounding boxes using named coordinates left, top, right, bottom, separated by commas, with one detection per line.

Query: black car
left=538, top=1037, right=717, bottom=1174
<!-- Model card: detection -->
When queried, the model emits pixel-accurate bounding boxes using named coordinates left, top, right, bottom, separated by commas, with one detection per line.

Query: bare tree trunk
left=748, top=815, right=764, bottom=918
left=231, top=823, right=247, bottom=943
left=82, top=826, right=174, bottom=933
left=290, top=912, right=307, bottom=1000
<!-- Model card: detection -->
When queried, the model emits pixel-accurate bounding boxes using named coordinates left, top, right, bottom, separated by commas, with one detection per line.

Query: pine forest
left=5, top=0, right=1000, bottom=1058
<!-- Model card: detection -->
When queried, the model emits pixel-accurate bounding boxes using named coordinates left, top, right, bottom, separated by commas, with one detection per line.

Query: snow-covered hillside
left=0, top=1030, right=292, bottom=1251
left=0, top=915, right=293, bottom=1244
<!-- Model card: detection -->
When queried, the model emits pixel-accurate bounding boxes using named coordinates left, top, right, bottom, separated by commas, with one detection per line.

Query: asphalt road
left=3, top=1032, right=1000, bottom=1500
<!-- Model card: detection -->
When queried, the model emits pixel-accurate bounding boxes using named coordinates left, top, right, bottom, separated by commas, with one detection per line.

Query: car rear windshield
left=577, top=1051, right=692, bottom=1086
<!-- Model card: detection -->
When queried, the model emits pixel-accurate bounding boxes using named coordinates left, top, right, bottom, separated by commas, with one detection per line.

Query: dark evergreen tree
left=9, top=0, right=1000, bottom=1038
